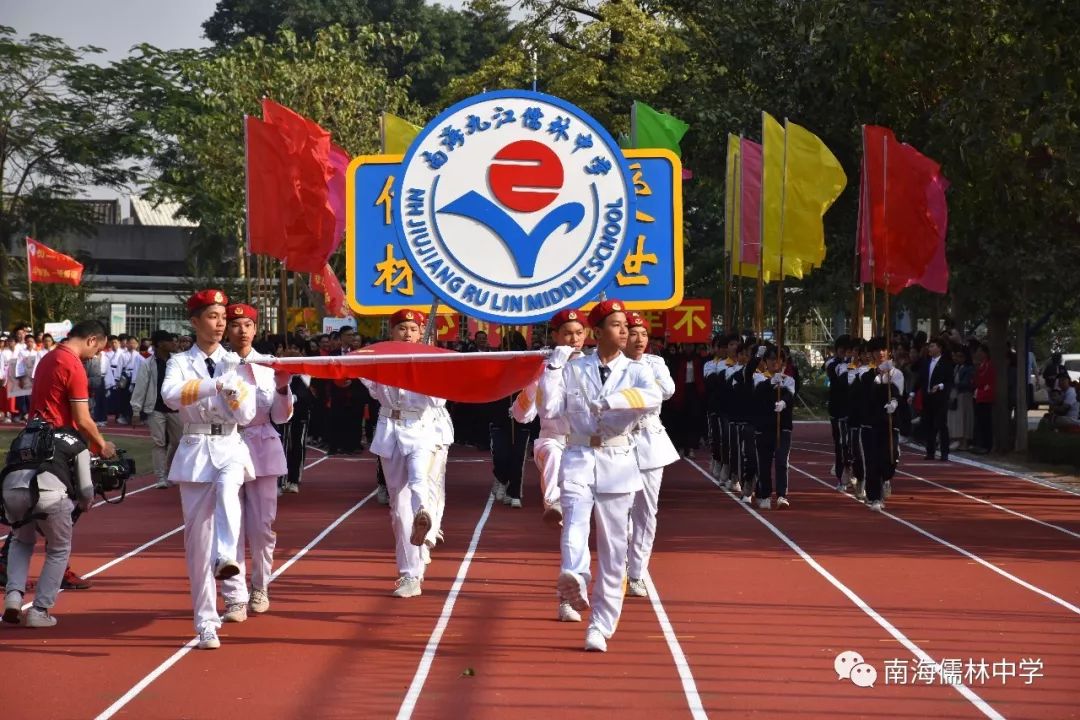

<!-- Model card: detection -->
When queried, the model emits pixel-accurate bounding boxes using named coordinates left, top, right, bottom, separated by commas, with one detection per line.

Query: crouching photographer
left=2, top=421, right=93, bottom=627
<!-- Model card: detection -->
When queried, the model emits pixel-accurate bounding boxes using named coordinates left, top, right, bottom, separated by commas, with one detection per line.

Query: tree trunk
left=986, top=307, right=1011, bottom=454
left=1015, top=318, right=1029, bottom=453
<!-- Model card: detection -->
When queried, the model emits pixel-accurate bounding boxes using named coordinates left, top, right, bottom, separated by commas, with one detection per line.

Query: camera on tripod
left=90, top=450, right=135, bottom=504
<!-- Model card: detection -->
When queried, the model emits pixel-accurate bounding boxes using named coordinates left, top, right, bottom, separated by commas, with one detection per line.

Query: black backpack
left=0, top=420, right=83, bottom=528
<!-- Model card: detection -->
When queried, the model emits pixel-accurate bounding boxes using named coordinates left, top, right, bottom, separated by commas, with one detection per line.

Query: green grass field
left=0, top=426, right=155, bottom=477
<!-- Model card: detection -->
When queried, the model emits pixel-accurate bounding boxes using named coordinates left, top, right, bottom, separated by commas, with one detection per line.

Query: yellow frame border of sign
left=345, top=148, right=684, bottom=316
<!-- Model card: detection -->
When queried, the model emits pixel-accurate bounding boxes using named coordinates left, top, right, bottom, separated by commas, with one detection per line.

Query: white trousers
left=533, top=437, right=565, bottom=507
left=179, top=463, right=246, bottom=633
left=560, top=480, right=634, bottom=638
left=426, top=445, right=448, bottom=545
left=382, top=445, right=438, bottom=579
left=147, top=410, right=182, bottom=482
left=627, top=467, right=664, bottom=579
left=222, top=475, right=279, bottom=603
left=213, top=467, right=246, bottom=567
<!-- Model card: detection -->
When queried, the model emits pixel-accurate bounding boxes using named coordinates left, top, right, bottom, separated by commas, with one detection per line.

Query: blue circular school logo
left=396, top=90, right=634, bottom=324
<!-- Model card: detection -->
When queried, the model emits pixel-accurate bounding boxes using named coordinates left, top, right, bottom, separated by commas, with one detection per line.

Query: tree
left=0, top=26, right=148, bottom=328
left=201, top=0, right=514, bottom=108
left=121, top=25, right=419, bottom=276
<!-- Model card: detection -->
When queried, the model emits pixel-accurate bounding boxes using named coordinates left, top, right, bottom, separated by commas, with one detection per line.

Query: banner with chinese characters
left=345, top=151, right=682, bottom=315
left=26, top=237, right=84, bottom=286
left=664, top=299, right=711, bottom=343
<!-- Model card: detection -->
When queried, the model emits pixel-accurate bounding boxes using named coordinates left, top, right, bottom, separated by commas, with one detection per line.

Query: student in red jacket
left=973, top=344, right=995, bottom=453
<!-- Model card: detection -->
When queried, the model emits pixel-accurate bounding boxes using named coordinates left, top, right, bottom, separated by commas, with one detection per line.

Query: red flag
left=310, top=263, right=347, bottom=317
left=665, top=299, right=712, bottom=343
left=859, top=126, right=949, bottom=294
left=26, top=237, right=83, bottom=286
left=250, top=100, right=336, bottom=273
left=254, top=341, right=545, bottom=403
left=739, top=139, right=763, bottom=266
left=245, top=116, right=295, bottom=258
left=327, top=143, right=350, bottom=253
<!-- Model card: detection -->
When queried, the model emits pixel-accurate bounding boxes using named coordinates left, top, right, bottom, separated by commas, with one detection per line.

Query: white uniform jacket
left=538, top=352, right=662, bottom=494
left=511, top=379, right=571, bottom=441
left=634, top=354, right=680, bottom=471
left=161, top=345, right=257, bottom=483
left=361, top=380, right=448, bottom=457
left=238, top=350, right=293, bottom=478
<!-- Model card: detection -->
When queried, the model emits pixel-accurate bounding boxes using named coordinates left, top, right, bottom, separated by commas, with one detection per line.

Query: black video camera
left=90, top=450, right=135, bottom=504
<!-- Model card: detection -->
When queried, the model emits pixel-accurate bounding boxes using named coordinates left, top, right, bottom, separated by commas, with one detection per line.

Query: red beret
left=390, top=309, right=425, bottom=327
left=587, top=299, right=626, bottom=328
left=549, top=308, right=587, bottom=330
left=186, top=289, right=228, bottom=314
left=226, top=303, right=258, bottom=323
left=627, top=311, right=649, bottom=332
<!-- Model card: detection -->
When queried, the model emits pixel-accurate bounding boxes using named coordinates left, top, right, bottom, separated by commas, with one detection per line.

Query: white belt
left=568, top=433, right=631, bottom=448
left=538, top=429, right=568, bottom=442
left=380, top=407, right=423, bottom=422
left=184, top=423, right=238, bottom=436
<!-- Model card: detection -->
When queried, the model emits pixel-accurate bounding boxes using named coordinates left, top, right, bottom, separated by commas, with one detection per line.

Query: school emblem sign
left=394, top=91, right=634, bottom=323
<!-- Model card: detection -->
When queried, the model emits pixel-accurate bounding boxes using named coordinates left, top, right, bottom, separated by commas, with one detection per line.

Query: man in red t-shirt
left=1, top=320, right=118, bottom=591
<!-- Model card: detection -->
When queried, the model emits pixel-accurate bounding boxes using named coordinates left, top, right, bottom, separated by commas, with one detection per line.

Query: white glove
left=547, top=345, right=575, bottom=369
left=935, top=383, right=945, bottom=392
left=757, top=345, right=767, bottom=358
left=884, top=399, right=898, bottom=414
left=836, top=362, right=849, bottom=374
left=588, top=397, right=608, bottom=414
left=771, top=373, right=785, bottom=385
left=217, top=371, right=242, bottom=400
left=774, top=400, right=786, bottom=412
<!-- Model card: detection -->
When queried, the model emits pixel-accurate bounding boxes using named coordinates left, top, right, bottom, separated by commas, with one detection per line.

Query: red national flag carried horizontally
left=26, top=237, right=83, bottom=286
left=858, top=126, right=949, bottom=294
left=310, top=263, right=347, bottom=317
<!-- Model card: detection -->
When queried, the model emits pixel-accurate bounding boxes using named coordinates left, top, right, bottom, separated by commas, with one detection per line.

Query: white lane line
left=899, top=439, right=1080, bottom=497
left=643, top=572, right=707, bottom=720
left=790, top=441, right=1080, bottom=540
left=397, top=494, right=495, bottom=720
left=96, top=485, right=376, bottom=720
left=894, top=469, right=1080, bottom=541
left=685, top=458, right=1005, bottom=720
left=790, top=463, right=1080, bottom=617
left=2, top=480, right=162, bottom=543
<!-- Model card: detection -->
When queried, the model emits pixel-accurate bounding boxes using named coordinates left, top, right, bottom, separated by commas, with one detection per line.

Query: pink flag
left=739, top=138, right=762, bottom=266
left=327, top=143, right=350, bottom=253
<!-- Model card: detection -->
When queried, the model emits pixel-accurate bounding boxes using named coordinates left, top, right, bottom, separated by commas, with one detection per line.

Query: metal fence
left=92, top=302, right=189, bottom=338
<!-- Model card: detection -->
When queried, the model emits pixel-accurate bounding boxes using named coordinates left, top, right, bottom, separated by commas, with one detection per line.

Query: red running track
left=1, top=424, right=1077, bottom=719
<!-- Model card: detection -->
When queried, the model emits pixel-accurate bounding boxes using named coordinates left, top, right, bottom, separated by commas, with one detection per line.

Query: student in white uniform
left=361, top=309, right=450, bottom=598
left=623, top=312, right=679, bottom=597
left=220, top=303, right=292, bottom=623
left=161, top=289, right=257, bottom=650
left=538, top=300, right=662, bottom=652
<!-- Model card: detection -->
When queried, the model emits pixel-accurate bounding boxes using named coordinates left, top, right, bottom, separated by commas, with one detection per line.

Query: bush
left=1027, top=428, right=1080, bottom=468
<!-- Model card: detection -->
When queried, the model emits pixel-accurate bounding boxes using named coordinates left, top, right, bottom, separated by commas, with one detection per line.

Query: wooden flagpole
left=25, top=237, right=34, bottom=332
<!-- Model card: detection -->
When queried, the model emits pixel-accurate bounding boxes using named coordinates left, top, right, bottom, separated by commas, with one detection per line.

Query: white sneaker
left=731, top=481, right=742, bottom=494
left=719, top=464, right=730, bottom=482
left=883, top=481, right=892, bottom=499
left=198, top=626, right=221, bottom=650
left=154, top=478, right=170, bottom=489
left=558, top=602, right=581, bottom=622
left=741, top=494, right=753, bottom=504
left=376, top=485, right=390, bottom=505
left=249, top=589, right=270, bottom=614
left=502, top=494, right=513, bottom=506
left=775, top=496, right=790, bottom=509
left=410, top=509, right=432, bottom=546
left=757, top=497, right=772, bottom=510
left=421, top=544, right=432, bottom=565
left=491, top=480, right=507, bottom=502
left=557, top=571, right=590, bottom=612
left=215, top=559, right=241, bottom=580
left=835, top=481, right=846, bottom=492
left=393, top=576, right=422, bottom=598
left=22, top=606, right=57, bottom=628
left=3, top=591, right=22, bottom=624
left=869, top=500, right=885, bottom=511
left=584, top=627, right=608, bottom=652
left=626, top=578, right=648, bottom=597
left=854, top=479, right=867, bottom=501
left=284, top=482, right=300, bottom=494
left=509, top=498, right=522, bottom=509
left=223, top=602, right=248, bottom=623
left=542, top=504, right=563, bottom=528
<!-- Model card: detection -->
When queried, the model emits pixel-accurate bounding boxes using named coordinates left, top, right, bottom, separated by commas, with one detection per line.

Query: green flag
left=632, top=101, right=689, bottom=157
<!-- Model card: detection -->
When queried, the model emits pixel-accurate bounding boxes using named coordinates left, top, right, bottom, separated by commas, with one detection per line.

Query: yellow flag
left=760, top=112, right=792, bottom=280
left=381, top=113, right=422, bottom=155
left=781, top=120, right=847, bottom=276
left=724, top=134, right=741, bottom=255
